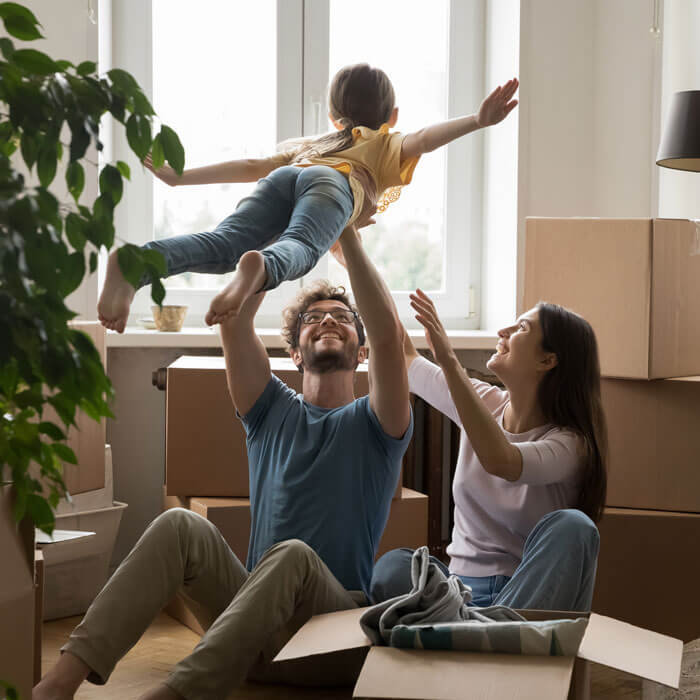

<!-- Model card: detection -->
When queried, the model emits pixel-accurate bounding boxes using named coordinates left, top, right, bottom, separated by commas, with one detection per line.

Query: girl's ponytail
left=283, top=64, right=396, bottom=162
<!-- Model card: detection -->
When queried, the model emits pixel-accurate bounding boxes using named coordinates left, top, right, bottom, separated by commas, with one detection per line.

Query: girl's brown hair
left=288, top=63, right=396, bottom=162
left=536, top=303, right=608, bottom=523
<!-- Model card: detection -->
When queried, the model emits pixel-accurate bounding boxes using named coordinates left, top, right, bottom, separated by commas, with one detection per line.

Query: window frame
left=108, top=0, right=487, bottom=329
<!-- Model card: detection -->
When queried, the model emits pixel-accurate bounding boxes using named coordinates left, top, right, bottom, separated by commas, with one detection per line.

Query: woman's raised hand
left=476, top=77, right=519, bottom=128
left=143, top=153, right=179, bottom=186
left=410, top=289, right=456, bottom=367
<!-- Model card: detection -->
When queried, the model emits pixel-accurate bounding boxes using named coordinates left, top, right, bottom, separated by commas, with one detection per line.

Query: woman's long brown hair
left=287, top=63, right=396, bottom=162
left=536, top=303, right=608, bottom=522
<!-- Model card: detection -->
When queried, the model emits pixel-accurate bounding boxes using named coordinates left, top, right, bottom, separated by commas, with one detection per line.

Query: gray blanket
left=361, top=547, right=587, bottom=656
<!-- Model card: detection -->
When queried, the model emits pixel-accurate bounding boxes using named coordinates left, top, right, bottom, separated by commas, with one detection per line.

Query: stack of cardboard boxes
left=163, top=355, right=429, bottom=633
left=524, top=217, right=700, bottom=642
left=37, top=323, right=127, bottom=621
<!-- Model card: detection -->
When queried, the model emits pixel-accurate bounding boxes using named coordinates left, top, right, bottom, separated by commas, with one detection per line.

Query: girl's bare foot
left=97, top=249, right=137, bottom=333
left=205, top=250, right=267, bottom=325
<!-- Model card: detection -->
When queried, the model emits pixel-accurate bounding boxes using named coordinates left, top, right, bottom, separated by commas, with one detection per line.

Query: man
left=34, top=224, right=412, bottom=700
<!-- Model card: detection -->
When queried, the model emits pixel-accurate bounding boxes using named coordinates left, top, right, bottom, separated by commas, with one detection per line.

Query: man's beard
left=299, top=343, right=359, bottom=374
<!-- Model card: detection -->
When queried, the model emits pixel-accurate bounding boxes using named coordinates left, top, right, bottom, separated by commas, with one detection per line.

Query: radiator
left=402, top=396, right=460, bottom=560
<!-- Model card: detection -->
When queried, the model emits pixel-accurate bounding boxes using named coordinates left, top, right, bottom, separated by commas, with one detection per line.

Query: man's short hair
left=281, top=279, right=366, bottom=352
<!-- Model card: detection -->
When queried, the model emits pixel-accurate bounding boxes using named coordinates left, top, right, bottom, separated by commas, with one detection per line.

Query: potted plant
left=0, top=3, right=182, bottom=694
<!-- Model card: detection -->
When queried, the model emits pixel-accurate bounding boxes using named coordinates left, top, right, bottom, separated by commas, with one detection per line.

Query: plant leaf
left=150, top=276, right=166, bottom=306
left=159, top=124, right=185, bottom=175
left=65, top=212, right=86, bottom=251
left=39, top=422, right=65, bottom=441
left=76, top=60, right=96, bottom=76
left=116, top=160, right=131, bottom=179
left=52, top=442, right=77, bottom=464
left=59, top=251, right=85, bottom=296
left=20, top=129, right=39, bottom=169
left=99, top=164, right=123, bottom=205
left=89, top=250, right=98, bottom=273
left=66, top=161, right=85, bottom=202
left=37, top=141, right=57, bottom=186
left=12, top=48, right=57, bottom=75
left=132, top=89, right=154, bottom=116
left=125, top=113, right=151, bottom=161
left=0, top=3, right=42, bottom=41
left=68, top=119, right=91, bottom=162
left=141, top=248, right=167, bottom=277
left=116, top=243, right=146, bottom=289
left=151, top=133, right=164, bottom=170
left=107, top=67, right=140, bottom=94
left=0, top=35, right=14, bottom=58
left=27, top=493, right=55, bottom=533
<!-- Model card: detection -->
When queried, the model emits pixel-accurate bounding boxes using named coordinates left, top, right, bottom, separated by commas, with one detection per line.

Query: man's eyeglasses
left=299, top=309, right=358, bottom=325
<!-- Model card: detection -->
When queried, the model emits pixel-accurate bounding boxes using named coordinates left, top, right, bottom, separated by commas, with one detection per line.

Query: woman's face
left=487, top=307, right=555, bottom=381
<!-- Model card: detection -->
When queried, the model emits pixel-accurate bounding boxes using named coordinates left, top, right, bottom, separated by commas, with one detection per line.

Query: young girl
left=97, top=64, right=518, bottom=332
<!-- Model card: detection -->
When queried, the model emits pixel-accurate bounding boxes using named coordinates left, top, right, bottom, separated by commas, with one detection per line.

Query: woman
left=370, top=289, right=607, bottom=611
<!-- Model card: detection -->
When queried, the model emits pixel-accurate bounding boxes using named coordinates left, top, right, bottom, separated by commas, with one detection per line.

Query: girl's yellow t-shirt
left=266, top=124, right=421, bottom=224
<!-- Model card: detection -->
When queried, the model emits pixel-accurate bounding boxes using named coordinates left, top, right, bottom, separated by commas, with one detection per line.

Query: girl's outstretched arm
left=401, top=78, right=519, bottom=162
left=143, top=153, right=284, bottom=187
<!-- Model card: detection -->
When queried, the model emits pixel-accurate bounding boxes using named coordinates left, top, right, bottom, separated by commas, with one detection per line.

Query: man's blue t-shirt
left=239, top=374, right=413, bottom=595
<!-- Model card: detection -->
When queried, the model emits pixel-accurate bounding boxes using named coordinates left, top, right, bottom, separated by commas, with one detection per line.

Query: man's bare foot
left=97, top=249, right=137, bottom=333
left=33, top=651, right=90, bottom=699
left=205, top=250, right=267, bottom=326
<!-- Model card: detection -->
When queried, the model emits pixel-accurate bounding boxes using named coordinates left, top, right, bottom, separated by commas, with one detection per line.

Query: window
left=110, top=0, right=501, bottom=329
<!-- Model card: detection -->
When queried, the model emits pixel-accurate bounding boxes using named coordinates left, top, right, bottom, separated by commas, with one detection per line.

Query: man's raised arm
left=338, top=226, right=410, bottom=438
left=219, top=292, right=271, bottom=416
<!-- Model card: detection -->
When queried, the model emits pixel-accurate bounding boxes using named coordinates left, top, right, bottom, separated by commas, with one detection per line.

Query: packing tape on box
left=692, top=220, right=700, bottom=256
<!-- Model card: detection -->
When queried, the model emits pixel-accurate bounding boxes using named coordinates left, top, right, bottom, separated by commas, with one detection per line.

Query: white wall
left=658, top=0, right=700, bottom=219
left=516, top=0, right=662, bottom=312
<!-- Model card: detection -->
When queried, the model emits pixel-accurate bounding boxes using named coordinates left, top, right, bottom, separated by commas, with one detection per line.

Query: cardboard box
left=593, top=508, right=700, bottom=642
left=376, top=488, right=428, bottom=557
left=41, top=321, right=107, bottom=494
left=165, top=489, right=428, bottom=637
left=184, top=488, right=426, bottom=567
left=523, top=218, right=700, bottom=379
left=0, top=488, right=35, bottom=700
left=166, top=356, right=403, bottom=499
left=39, top=501, right=127, bottom=620
left=190, top=496, right=251, bottom=564
left=55, top=444, right=114, bottom=516
left=34, top=549, right=44, bottom=685
left=602, top=377, right=700, bottom=512
left=274, top=605, right=683, bottom=699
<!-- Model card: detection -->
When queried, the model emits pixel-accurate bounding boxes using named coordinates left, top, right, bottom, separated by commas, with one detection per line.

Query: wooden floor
left=43, top=612, right=643, bottom=699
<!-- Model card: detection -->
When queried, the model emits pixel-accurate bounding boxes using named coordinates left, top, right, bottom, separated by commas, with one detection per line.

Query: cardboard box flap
left=578, top=613, right=682, bottom=688
left=353, top=647, right=575, bottom=700
left=274, top=607, right=371, bottom=662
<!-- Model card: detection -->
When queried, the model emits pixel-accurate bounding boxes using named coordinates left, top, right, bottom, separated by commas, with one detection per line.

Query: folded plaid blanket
left=361, top=546, right=587, bottom=656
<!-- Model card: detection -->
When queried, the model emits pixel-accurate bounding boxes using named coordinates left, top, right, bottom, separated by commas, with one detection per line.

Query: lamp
left=656, top=90, right=700, bottom=172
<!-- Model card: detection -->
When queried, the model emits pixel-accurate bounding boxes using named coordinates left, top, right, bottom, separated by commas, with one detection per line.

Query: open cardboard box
left=274, top=606, right=683, bottom=700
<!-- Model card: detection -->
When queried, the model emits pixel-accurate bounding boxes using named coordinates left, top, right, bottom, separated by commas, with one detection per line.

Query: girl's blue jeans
left=142, top=165, right=354, bottom=291
left=370, top=509, right=600, bottom=611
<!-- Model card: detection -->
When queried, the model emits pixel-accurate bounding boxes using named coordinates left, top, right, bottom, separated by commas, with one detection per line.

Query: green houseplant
left=0, top=0, right=183, bottom=535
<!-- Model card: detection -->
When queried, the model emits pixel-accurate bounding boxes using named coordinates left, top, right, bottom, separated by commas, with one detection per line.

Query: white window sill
left=106, top=327, right=499, bottom=351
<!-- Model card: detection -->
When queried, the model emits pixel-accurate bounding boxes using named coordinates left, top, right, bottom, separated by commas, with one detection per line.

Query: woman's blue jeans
left=142, top=165, right=354, bottom=291
left=370, top=509, right=600, bottom=611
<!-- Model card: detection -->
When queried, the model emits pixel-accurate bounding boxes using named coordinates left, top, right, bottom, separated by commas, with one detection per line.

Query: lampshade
left=656, top=90, right=700, bottom=172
